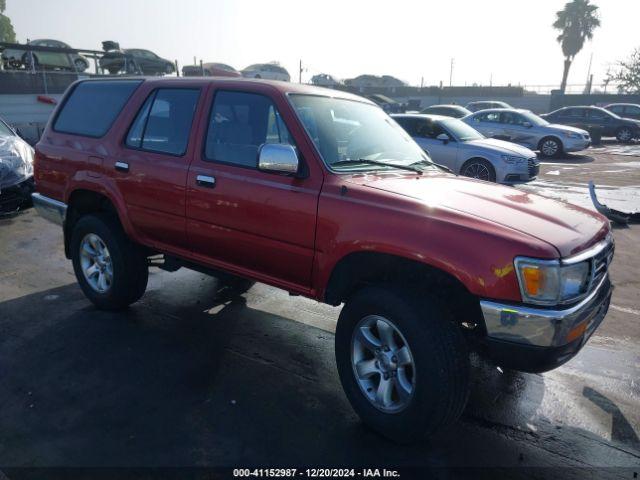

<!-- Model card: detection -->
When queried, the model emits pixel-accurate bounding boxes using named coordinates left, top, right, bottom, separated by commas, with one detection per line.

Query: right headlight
left=501, top=154, right=526, bottom=164
left=514, top=257, right=590, bottom=306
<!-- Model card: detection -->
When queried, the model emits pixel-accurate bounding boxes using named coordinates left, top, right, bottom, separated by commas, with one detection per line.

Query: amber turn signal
left=522, top=266, right=541, bottom=295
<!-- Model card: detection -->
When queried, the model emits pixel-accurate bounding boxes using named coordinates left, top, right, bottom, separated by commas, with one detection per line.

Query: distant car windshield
left=290, top=95, right=432, bottom=172
left=520, top=111, right=549, bottom=126
left=440, top=118, right=484, bottom=141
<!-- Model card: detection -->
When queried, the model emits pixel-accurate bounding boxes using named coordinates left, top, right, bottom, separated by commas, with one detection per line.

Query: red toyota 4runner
left=32, top=78, right=614, bottom=443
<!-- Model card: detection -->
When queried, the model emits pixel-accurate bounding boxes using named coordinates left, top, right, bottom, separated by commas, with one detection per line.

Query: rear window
left=53, top=80, right=142, bottom=137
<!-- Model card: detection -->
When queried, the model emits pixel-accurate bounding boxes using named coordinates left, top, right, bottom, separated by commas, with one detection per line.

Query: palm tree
left=553, top=0, right=600, bottom=93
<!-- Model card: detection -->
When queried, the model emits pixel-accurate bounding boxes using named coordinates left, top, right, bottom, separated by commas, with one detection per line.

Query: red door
left=109, top=82, right=205, bottom=251
left=185, top=85, right=323, bottom=292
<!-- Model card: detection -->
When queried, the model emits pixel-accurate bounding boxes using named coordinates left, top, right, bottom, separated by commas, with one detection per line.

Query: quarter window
left=54, top=80, right=142, bottom=137
left=204, top=91, right=294, bottom=168
left=125, top=88, right=200, bottom=156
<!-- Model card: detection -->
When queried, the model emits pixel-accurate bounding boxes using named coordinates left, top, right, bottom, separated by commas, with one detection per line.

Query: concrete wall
left=0, top=94, right=62, bottom=144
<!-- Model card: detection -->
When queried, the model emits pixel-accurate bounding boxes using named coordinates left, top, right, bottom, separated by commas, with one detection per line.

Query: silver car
left=392, top=114, right=539, bottom=184
left=463, top=108, right=591, bottom=158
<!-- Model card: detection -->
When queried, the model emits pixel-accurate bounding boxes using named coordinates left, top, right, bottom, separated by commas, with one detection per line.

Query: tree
left=553, top=0, right=600, bottom=94
left=606, top=48, right=640, bottom=94
left=0, top=0, right=16, bottom=43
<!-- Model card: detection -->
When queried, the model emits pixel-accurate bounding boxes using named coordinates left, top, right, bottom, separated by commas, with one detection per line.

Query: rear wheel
left=335, top=286, right=470, bottom=443
left=461, top=158, right=496, bottom=182
left=539, top=136, right=563, bottom=158
left=616, top=127, right=634, bottom=143
left=70, top=214, right=148, bottom=310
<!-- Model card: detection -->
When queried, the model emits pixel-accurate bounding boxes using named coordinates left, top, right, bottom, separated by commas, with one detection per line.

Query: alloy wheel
left=541, top=139, right=559, bottom=157
left=351, top=315, right=415, bottom=413
left=463, top=162, right=491, bottom=180
left=618, top=128, right=633, bottom=142
left=79, top=233, right=113, bottom=293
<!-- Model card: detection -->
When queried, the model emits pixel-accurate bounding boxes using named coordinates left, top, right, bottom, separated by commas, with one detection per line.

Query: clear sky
left=5, top=0, right=637, bottom=88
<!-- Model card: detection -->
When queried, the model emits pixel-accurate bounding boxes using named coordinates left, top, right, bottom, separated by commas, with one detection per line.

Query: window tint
left=501, top=112, right=526, bottom=125
left=204, top=91, right=294, bottom=167
left=587, top=109, right=608, bottom=120
left=627, top=106, right=640, bottom=114
left=125, top=88, right=200, bottom=156
left=608, top=105, right=624, bottom=114
left=475, top=111, right=501, bottom=123
left=563, top=108, right=585, bottom=119
left=54, top=80, right=141, bottom=137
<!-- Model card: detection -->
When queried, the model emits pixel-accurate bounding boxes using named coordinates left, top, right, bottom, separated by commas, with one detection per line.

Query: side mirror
left=522, top=121, right=532, bottom=128
left=436, top=133, right=450, bottom=143
left=258, top=143, right=299, bottom=175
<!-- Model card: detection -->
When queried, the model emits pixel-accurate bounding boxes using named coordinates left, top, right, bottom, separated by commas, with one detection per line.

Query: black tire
left=335, top=286, right=470, bottom=443
left=461, top=158, right=496, bottom=182
left=73, top=59, right=88, bottom=72
left=538, top=136, right=563, bottom=158
left=70, top=214, right=148, bottom=310
left=107, top=67, right=120, bottom=75
left=616, top=127, right=634, bottom=143
left=254, top=74, right=262, bottom=79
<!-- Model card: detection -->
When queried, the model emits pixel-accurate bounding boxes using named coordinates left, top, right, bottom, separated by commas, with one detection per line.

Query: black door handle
left=115, top=161, right=129, bottom=172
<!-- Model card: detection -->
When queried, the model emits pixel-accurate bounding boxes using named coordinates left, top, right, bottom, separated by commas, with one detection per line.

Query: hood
left=0, top=134, right=34, bottom=190
left=466, top=138, right=536, bottom=157
left=547, top=124, right=589, bottom=135
left=344, top=173, right=609, bottom=258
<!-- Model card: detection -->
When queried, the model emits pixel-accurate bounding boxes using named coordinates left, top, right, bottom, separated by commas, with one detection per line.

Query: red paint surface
left=35, top=78, right=610, bottom=304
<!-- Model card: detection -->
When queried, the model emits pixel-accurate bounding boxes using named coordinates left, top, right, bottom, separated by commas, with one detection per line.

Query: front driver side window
left=204, top=90, right=295, bottom=168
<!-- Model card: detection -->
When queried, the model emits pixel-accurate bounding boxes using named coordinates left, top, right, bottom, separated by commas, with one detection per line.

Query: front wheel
left=539, top=137, right=563, bottom=158
left=616, top=127, right=634, bottom=143
left=71, top=214, right=148, bottom=310
left=461, top=158, right=496, bottom=182
left=335, top=286, right=470, bottom=443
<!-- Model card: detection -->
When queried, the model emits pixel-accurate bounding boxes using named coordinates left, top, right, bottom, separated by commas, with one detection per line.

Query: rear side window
left=204, top=91, right=294, bottom=168
left=54, top=80, right=141, bottom=137
left=126, top=88, right=200, bottom=156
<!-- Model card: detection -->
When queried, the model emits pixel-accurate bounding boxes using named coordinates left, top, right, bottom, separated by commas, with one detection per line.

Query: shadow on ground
left=0, top=274, right=637, bottom=477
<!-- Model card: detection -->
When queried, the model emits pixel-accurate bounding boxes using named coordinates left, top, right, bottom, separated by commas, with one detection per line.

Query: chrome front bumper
left=480, top=274, right=612, bottom=348
left=31, top=193, right=67, bottom=226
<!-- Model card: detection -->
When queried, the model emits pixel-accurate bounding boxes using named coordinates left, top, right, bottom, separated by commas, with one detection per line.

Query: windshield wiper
left=331, top=158, right=424, bottom=175
left=410, top=159, right=455, bottom=174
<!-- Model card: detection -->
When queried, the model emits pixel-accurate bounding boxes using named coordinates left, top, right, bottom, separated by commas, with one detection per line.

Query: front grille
left=528, top=158, right=540, bottom=178
left=589, top=241, right=614, bottom=289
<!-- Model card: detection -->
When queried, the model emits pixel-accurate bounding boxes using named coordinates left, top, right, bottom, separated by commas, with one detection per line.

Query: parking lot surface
left=0, top=147, right=639, bottom=478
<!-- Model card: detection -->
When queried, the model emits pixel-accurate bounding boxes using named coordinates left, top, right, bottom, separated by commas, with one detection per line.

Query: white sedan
left=392, top=114, right=539, bottom=184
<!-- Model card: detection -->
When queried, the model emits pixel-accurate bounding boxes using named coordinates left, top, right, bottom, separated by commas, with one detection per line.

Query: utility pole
left=584, top=53, right=593, bottom=94
left=299, top=59, right=303, bottom=84
left=449, top=58, right=454, bottom=87
left=420, top=76, right=424, bottom=89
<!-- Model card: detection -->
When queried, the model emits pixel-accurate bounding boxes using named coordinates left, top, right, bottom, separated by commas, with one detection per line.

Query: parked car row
left=2, top=39, right=90, bottom=72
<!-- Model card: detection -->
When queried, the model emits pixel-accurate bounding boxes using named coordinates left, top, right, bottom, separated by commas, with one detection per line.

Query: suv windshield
left=439, top=118, right=484, bottom=142
left=520, top=110, right=549, bottom=126
left=290, top=94, right=431, bottom=172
